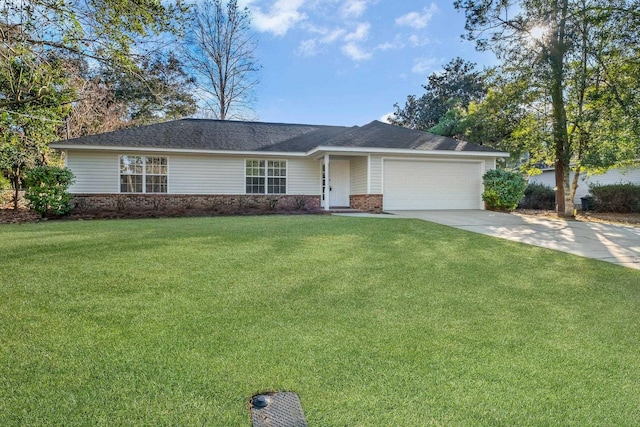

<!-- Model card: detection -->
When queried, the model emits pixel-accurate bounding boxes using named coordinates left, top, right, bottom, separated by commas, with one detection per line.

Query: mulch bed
left=515, top=209, right=640, bottom=226
left=0, top=207, right=325, bottom=225
left=0, top=209, right=40, bottom=224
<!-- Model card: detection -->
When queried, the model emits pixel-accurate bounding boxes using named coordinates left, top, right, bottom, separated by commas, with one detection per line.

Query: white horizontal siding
left=485, top=158, right=496, bottom=172
left=66, top=151, right=320, bottom=195
left=587, top=166, right=640, bottom=187
left=350, top=157, right=367, bottom=194
left=66, top=150, right=118, bottom=193
left=528, top=171, right=556, bottom=189
left=169, top=155, right=244, bottom=194
left=530, top=166, right=640, bottom=204
left=288, top=158, right=321, bottom=195
left=172, top=156, right=320, bottom=195
left=369, top=155, right=383, bottom=194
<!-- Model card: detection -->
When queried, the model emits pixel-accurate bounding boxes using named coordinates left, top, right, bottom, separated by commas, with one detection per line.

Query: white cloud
left=380, top=112, right=395, bottom=123
left=322, top=28, right=347, bottom=43
left=376, top=34, right=405, bottom=51
left=412, top=57, right=437, bottom=74
left=296, top=39, right=319, bottom=56
left=344, top=22, right=370, bottom=42
left=408, top=34, right=430, bottom=47
left=302, top=22, right=373, bottom=61
left=341, top=22, right=372, bottom=60
left=395, top=3, right=439, bottom=29
left=250, top=0, right=307, bottom=36
left=341, top=42, right=372, bottom=61
left=341, top=0, right=368, bottom=18
left=376, top=41, right=397, bottom=51
left=294, top=26, right=346, bottom=56
left=303, top=25, right=346, bottom=43
left=245, top=1, right=378, bottom=62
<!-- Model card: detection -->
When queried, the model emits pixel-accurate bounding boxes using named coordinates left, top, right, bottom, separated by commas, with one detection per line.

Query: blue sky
left=238, top=0, right=498, bottom=126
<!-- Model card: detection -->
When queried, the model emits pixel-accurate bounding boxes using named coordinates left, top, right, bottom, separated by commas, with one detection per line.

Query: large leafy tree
left=64, top=59, right=128, bottom=138
left=0, top=48, right=72, bottom=208
left=1, top=0, right=187, bottom=106
left=464, top=72, right=554, bottom=166
left=391, top=58, right=486, bottom=134
left=1, top=0, right=188, bottom=115
left=63, top=53, right=198, bottom=139
left=454, top=0, right=640, bottom=216
left=185, top=0, right=260, bottom=120
left=104, top=53, right=197, bottom=125
left=1, top=0, right=188, bottom=207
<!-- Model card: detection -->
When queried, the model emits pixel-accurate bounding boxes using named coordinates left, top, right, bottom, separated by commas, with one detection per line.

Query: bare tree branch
left=184, top=0, right=260, bottom=120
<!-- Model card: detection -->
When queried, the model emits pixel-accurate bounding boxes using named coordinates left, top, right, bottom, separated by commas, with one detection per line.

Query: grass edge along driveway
left=1, top=215, right=639, bottom=426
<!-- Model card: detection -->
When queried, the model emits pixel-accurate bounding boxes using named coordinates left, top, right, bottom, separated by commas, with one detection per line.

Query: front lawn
left=1, top=216, right=639, bottom=425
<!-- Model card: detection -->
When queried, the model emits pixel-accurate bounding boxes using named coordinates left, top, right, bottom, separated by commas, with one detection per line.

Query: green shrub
left=590, top=183, right=640, bottom=213
left=24, top=166, right=75, bottom=217
left=482, top=168, right=527, bottom=212
left=519, top=183, right=556, bottom=210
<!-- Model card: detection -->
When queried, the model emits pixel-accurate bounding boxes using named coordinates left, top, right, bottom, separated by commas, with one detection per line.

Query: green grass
left=1, top=215, right=639, bottom=426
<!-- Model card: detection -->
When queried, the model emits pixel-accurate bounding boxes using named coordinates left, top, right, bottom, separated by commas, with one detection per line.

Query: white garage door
left=383, top=160, right=483, bottom=210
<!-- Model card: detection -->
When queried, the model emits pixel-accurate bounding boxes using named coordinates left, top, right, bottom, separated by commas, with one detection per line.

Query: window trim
left=245, top=158, right=288, bottom=195
left=119, top=155, right=169, bottom=194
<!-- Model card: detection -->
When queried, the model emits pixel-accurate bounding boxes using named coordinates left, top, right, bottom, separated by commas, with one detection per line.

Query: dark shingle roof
left=341, top=121, right=501, bottom=152
left=258, top=125, right=356, bottom=152
left=54, top=118, right=502, bottom=154
left=58, top=119, right=334, bottom=151
left=263, top=120, right=500, bottom=153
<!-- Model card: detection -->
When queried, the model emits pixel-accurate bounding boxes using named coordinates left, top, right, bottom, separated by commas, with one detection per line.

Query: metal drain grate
left=250, top=392, right=308, bottom=427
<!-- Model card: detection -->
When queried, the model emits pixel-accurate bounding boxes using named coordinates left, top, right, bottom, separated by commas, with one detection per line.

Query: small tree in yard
left=24, top=166, right=75, bottom=217
left=482, top=169, right=526, bottom=212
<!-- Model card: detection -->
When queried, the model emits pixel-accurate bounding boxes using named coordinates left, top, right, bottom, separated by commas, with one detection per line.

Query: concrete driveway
left=388, top=210, right=640, bottom=270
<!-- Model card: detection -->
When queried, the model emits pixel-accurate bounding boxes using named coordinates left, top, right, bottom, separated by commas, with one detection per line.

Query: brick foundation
left=71, top=194, right=322, bottom=215
left=350, top=194, right=383, bottom=213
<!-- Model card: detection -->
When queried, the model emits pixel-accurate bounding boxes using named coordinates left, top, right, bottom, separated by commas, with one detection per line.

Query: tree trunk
left=571, top=167, right=581, bottom=208
left=11, top=174, right=20, bottom=210
left=550, top=71, right=573, bottom=217
left=562, top=165, right=572, bottom=216
left=554, top=157, right=573, bottom=215
left=549, top=0, right=574, bottom=217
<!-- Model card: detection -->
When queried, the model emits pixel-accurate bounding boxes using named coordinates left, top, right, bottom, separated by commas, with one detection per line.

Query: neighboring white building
left=529, top=165, right=640, bottom=205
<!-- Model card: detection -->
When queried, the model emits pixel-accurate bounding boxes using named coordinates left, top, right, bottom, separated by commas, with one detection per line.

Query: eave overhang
left=50, top=143, right=510, bottom=159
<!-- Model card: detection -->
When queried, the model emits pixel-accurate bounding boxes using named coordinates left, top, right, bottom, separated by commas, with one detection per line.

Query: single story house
left=50, top=119, right=509, bottom=213
left=529, top=165, right=640, bottom=205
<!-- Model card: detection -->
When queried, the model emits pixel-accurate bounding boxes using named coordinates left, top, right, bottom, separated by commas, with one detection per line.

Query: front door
left=329, top=159, right=350, bottom=207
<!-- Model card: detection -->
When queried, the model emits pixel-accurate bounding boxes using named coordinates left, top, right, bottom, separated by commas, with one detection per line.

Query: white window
left=246, top=159, right=287, bottom=194
left=120, top=156, right=167, bottom=193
